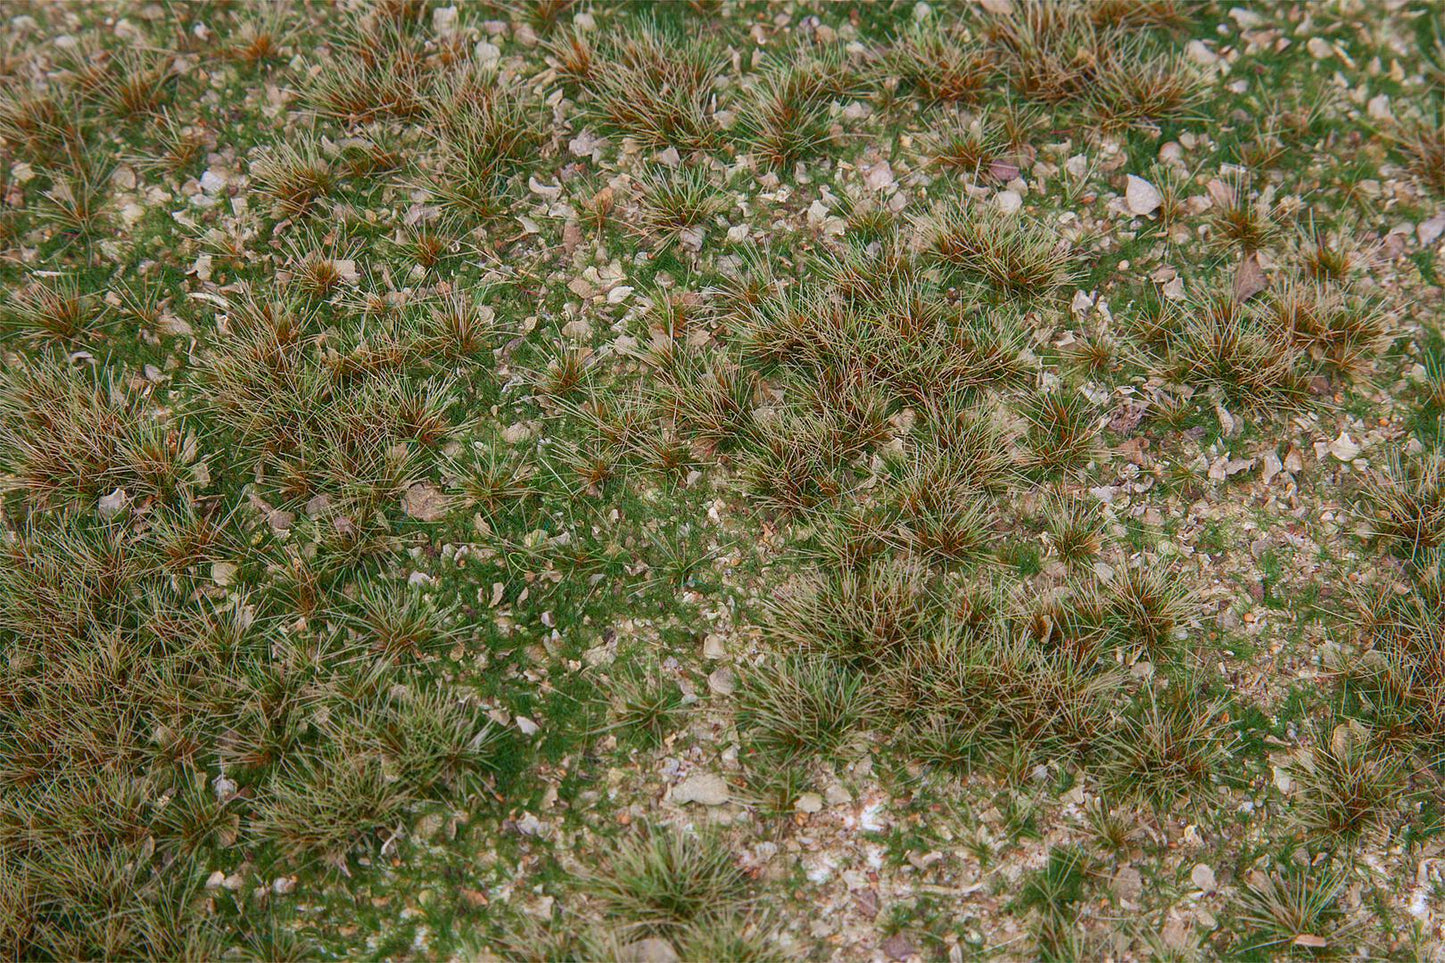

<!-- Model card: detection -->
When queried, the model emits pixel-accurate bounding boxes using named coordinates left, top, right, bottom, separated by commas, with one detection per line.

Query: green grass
left=0, top=0, right=1437, bottom=958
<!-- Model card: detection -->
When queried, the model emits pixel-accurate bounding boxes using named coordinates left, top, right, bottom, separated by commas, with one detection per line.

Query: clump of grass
left=636, top=430, right=700, bottom=484
left=633, top=164, right=728, bottom=248
left=986, top=4, right=1100, bottom=105
left=982, top=1, right=1202, bottom=135
left=1295, top=219, right=1376, bottom=283
left=95, top=49, right=178, bottom=120
left=1137, top=162, right=1195, bottom=237
left=610, top=662, right=685, bottom=749
left=37, top=160, right=114, bottom=252
left=928, top=199, right=1074, bottom=296
left=228, top=6, right=293, bottom=65
left=737, top=410, right=856, bottom=515
left=736, top=50, right=852, bottom=168
left=1064, top=323, right=1122, bottom=377
left=3, top=275, right=109, bottom=346
left=1090, top=0, right=1188, bottom=29
left=833, top=192, right=897, bottom=243
left=1021, top=387, right=1101, bottom=478
left=1101, top=678, right=1235, bottom=809
left=885, top=450, right=997, bottom=564
left=885, top=624, right=1122, bottom=767
left=454, top=444, right=537, bottom=518
left=1089, top=43, right=1205, bottom=128
left=1360, top=454, right=1444, bottom=565
left=1423, top=355, right=1445, bottom=415
left=195, top=294, right=321, bottom=451
left=1287, top=722, right=1405, bottom=846
left=250, top=140, right=335, bottom=218
left=1158, top=294, right=1311, bottom=409
left=882, top=22, right=996, bottom=105
left=1231, top=863, right=1357, bottom=959
left=283, top=230, right=358, bottom=301
left=393, top=223, right=455, bottom=276
left=1392, top=108, right=1445, bottom=195
left=133, top=109, right=207, bottom=175
left=1021, top=580, right=1113, bottom=664
left=384, top=690, right=505, bottom=796
left=1039, top=488, right=1106, bottom=567
left=1345, top=588, right=1445, bottom=750
left=674, top=909, right=781, bottom=963
left=306, top=16, right=426, bottom=122
left=1108, top=564, right=1194, bottom=653
left=1010, top=845, right=1094, bottom=963
left=544, top=25, right=596, bottom=85
left=532, top=345, right=593, bottom=401
left=735, top=655, right=875, bottom=760
left=424, top=70, right=547, bottom=223
left=517, top=0, right=578, bottom=35
left=928, top=111, right=1010, bottom=177
left=584, top=826, right=751, bottom=936
left=1267, top=279, right=1392, bottom=378
left=0, top=86, right=86, bottom=162
left=1209, top=174, right=1281, bottom=253
left=576, top=26, right=723, bottom=152
left=1080, top=796, right=1139, bottom=857
left=913, top=402, right=1018, bottom=489
left=486, top=915, right=605, bottom=963
left=251, top=749, right=409, bottom=861
left=60, top=42, right=178, bottom=121
left=351, top=582, right=459, bottom=661
left=1013, top=843, right=1093, bottom=914
left=0, top=357, right=194, bottom=508
left=762, top=559, right=941, bottom=665
left=652, top=356, right=759, bottom=453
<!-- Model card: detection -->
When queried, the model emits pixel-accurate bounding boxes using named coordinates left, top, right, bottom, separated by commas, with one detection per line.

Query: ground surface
left=2, top=0, right=1445, bottom=960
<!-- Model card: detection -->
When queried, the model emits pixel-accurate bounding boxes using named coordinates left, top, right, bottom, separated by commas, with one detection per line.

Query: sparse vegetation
left=0, top=1, right=1436, bottom=959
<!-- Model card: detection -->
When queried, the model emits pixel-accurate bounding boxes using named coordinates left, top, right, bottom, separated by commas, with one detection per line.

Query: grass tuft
left=1101, top=678, right=1235, bottom=808
left=584, top=825, right=751, bottom=936
left=1232, top=862, right=1357, bottom=959
left=736, top=655, right=875, bottom=760
left=3, top=275, right=109, bottom=346
left=928, top=199, right=1075, bottom=297
left=1287, top=722, right=1405, bottom=846
left=250, top=140, right=335, bottom=218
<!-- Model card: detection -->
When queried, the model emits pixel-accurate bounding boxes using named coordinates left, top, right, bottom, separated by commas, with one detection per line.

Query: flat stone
left=1126, top=175, right=1162, bottom=216
left=1113, top=865, right=1143, bottom=901
left=1191, top=863, right=1216, bottom=892
left=707, top=667, right=734, bottom=695
left=881, top=932, right=917, bottom=961
left=672, top=771, right=729, bottom=806
left=619, top=937, right=679, bottom=963
left=794, top=792, right=824, bottom=814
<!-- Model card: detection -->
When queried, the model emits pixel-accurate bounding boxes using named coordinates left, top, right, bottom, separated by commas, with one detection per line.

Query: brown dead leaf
left=1233, top=252, right=1268, bottom=302
left=988, top=159, right=1020, bottom=181
left=1115, top=436, right=1153, bottom=467
left=1206, top=177, right=1235, bottom=206
left=401, top=483, right=450, bottom=522
left=1109, top=402, right=1147, bottom=435
left=561, top=221, right=582, bottom=257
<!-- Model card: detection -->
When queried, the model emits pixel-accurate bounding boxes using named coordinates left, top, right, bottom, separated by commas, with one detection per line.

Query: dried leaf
left=1233, top=252, right=1268, bottom=302
left=989, top=159, right=1020, bottom=181
left=401, top=483, right=450, bottom=522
